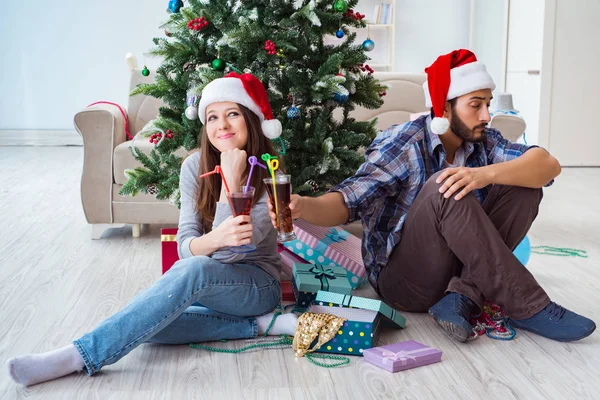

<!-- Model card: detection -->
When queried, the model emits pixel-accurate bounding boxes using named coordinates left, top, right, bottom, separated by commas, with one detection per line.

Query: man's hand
left=268, top=194, right=303, bottom=228
left=436, top=167, right=493, bottom=200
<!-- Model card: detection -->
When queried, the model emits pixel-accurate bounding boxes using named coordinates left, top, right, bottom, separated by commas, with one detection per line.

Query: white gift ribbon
left=379, top=347, right=434, bottom=366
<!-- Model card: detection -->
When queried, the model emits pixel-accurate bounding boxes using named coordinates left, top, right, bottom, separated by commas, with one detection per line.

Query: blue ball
left=333, top=93, right=349, bottom=104
left=362, top=39, right=375, bottom=52
left=287, top=106, right=301, bottom=120
left=168, top=0, right=183, bottom=13
left=336, top=29, right=345, bottom=38
left=513, top=236, right=531, bottom=266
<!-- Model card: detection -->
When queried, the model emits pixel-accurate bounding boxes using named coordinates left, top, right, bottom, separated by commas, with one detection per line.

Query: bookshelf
left=356, top=0, right=397, bottom=71
left=324, top=0, right=397, bottom=71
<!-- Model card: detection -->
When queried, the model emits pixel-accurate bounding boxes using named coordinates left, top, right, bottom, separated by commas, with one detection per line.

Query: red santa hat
left=423, top=49, right=496, bottom=135
left=198, top=72, right=282, bottom=139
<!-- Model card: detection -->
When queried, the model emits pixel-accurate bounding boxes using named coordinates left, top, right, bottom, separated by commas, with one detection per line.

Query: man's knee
left=420, top=171, right=445, bottom=197
left=421, top=171, right=478, bottom=203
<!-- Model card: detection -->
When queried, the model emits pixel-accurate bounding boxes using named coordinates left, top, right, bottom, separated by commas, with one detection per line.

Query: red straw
left=199, top=169, right=219, bottom=178
left=215, top=166, right=231, bottom=194
left=199, top=166, right=232, bottom=197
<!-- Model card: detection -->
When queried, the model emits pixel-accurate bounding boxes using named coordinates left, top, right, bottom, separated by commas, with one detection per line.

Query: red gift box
left=161, top=228, right=179, bottom=274
left=280, top=281, right=295, bottom=301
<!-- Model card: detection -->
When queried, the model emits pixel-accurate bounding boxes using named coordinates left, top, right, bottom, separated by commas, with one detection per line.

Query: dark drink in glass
left=227, top=186, right=256, bottom=253
left=263, top=174, right=296, bottom=242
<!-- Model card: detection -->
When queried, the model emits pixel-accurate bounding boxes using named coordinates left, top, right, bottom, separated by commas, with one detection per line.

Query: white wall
left=470, top=0, right=508, bottom=92
left=1, top=0, right=472, bottom=131
left=539, top=0, right=600, bottom=165
left=0, top=0, right=166, bottom=130
left=394, top=0, right=472, bottom=73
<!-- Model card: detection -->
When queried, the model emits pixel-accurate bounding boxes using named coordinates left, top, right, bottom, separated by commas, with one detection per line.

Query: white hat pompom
left=262, top=119, right=282, bottom=139
left=430, top=117, right=450, bottom=135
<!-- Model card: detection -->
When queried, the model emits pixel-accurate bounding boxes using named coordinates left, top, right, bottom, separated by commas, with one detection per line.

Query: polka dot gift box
left=309, top=304, right=380, bottom=356
left=311, top=291, right=407, bottom=356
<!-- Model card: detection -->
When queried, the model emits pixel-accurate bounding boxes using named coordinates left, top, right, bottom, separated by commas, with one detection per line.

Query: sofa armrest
left=73, top=104, right=127, bottom=224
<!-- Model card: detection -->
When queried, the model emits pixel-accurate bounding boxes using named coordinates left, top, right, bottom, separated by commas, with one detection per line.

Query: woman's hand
left=212, top=215, right=254, bottom=247
left=220, top=149, right=247, bottom=189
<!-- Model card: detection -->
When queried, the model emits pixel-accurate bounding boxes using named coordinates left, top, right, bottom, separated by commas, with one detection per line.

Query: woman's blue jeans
left=73, top=256, right=281, bottom=375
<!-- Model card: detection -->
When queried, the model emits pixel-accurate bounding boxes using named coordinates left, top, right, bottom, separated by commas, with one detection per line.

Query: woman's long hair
left=195, top=104, right=280, bottom=232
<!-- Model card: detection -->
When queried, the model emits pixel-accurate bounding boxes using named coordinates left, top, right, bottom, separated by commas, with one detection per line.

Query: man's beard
left=450, top=113, right=487, bottom=143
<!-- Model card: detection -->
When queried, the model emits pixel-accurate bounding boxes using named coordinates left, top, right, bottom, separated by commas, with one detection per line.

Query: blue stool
left=513, top=236, right=531, bottom=265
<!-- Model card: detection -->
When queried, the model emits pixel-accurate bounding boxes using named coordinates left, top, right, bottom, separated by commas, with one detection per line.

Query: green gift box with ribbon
left=292, top=263, right=352, bottom=308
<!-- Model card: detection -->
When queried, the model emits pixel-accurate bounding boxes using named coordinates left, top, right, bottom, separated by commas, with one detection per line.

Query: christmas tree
left=121, top=0, right=386, bottom=206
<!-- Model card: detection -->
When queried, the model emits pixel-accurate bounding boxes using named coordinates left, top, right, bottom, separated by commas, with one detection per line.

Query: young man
left=273, top=49, right=595, bottom=343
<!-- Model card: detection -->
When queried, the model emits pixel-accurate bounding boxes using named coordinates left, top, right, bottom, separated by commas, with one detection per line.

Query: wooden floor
left=1, top=147, right=599, bottom=400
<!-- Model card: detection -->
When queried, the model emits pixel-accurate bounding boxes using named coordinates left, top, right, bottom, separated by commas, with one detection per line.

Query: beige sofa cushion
left=127, top=70, right=166, bottom=135
left=344, top=73, right=427, bottom=131
left=113, top=137, right=190, bottom=185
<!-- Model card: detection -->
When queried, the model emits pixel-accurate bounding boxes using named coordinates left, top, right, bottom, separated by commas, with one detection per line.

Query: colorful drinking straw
left=245, top=156, right=267, bottom=193
left=199, top=166, right=234, bottom=210
left=261, top=153, right=280, bottom=227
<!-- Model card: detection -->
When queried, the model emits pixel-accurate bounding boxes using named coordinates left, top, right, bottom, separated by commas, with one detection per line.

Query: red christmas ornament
left=344, top=9, right=365, bottom=20
left=188, top=17, right=209, bottom=31
left=264, top=40, right=277, bottom=55
left=359, top=63, right=374, bottom=74
left=149, top=130, right=175, bottom=144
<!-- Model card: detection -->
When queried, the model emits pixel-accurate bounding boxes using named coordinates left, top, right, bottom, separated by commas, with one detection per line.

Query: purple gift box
left=362, top=340, right=442, bottom=372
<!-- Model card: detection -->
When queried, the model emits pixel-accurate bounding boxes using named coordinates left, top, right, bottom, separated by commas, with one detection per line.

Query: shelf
left=369, top=64, right=392, bottom=69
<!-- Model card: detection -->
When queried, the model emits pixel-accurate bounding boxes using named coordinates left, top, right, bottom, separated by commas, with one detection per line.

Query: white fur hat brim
left=423, top=62, right=496, bottom=107
left=198, top=78, right=265, bottom=125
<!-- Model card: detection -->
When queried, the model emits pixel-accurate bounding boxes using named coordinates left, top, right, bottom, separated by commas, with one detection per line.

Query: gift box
left=161, top=228, right=179, bottom=274
left=314, top=291, right=406, bottom=329
left=309, top=292, right=406, bottom=356
left=291, top=219, right=367, bottom=288
left=292, top=263, right=352, bottom=308
left=278, top=243, right=308, bottom=278
left=283, top=239, right=364, bottom=289
left=280, top=281, right=296, bottom=302
left=309, top=304, right=382, bottom=356
left=362, top=340, right=443, bottom=372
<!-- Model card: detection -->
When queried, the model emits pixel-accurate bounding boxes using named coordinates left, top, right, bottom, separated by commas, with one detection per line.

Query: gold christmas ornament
left=292, top=312, right=347, bottom=357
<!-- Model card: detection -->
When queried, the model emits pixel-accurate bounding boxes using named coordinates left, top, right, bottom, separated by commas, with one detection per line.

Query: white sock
left=256, top=312, right=298, bottom=336
left=7, top=344, right=84, bottom=386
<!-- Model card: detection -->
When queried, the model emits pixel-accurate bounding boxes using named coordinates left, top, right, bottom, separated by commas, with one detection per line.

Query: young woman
left=7, top=72, right=297, bottom=386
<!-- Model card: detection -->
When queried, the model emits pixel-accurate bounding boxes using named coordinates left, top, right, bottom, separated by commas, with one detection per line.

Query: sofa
left=73, top=68, right=431, bottom=239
